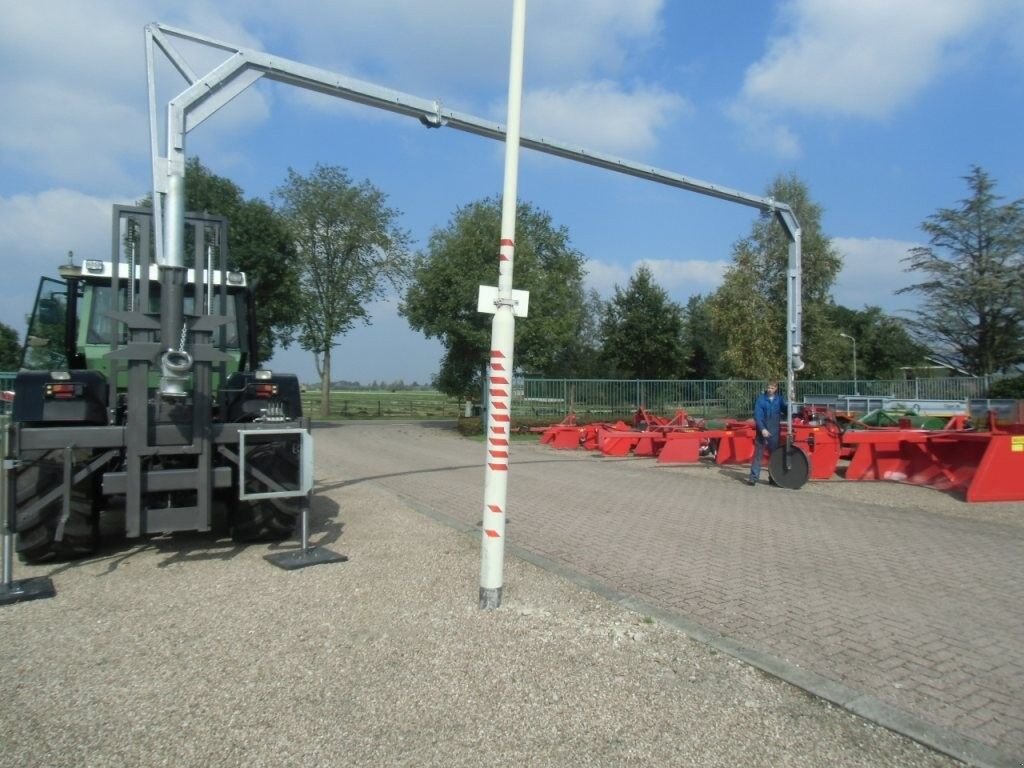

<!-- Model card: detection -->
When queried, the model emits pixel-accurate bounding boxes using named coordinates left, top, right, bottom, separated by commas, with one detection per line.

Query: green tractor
left=9, top=205, right=310, bottom=562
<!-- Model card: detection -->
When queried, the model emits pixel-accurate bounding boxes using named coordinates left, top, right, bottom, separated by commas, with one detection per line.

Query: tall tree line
left=124, top=161, right=1018, bottom=396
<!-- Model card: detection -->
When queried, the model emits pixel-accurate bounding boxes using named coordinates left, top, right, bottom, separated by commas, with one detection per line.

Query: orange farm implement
left=536, top=404, right=1024, bottom=502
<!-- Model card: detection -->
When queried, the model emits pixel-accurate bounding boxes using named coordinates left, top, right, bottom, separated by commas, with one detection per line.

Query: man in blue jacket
left=748, top=379, right=787, bottom=486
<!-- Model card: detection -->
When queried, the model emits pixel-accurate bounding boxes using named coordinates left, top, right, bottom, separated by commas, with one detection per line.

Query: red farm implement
left=839, top=413, right=1024, bottom=502
left=536, top=412, right=584, bottom=450
left=534, top=402, right=1024, bottom=502
left=593, top=408, right=713, bottom=458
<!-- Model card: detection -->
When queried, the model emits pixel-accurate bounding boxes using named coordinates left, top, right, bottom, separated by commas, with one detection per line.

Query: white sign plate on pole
left=476, top=285, right=530, bottom=318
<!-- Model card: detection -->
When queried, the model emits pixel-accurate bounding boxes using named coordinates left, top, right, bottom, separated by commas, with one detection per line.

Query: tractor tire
left=15, top=450, right=99, bottom=563
left=230, top=438, right=299, bottom=543
left=230, top=499, right=297, bottom=543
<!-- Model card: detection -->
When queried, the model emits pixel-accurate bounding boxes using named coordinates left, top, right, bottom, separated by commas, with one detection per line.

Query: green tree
left=681, top=294, right=720, bottom=379
left=988, top=375, right=1024, bottom=398
left=709, top=174, right=843, bottom=379
left=899, top=167, right=1024, bottom=374
left=600, top=265, right=685, bottom=379
left=401, top=197, right=587, bottom=396
left=141, top=157, right=300, bottom=364
left=827, top=305, right=928, bottom=380
left=547, top=289, right=606, bottom=378
left=275, top=164, right=411, bottom=416
left=0, top=321, right=20, bottom=370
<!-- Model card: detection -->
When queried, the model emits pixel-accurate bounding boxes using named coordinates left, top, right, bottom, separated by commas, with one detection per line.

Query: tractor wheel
left=230, top=439, right=299, bottom=543
left=230, top=499, right=297, bottom=542
left=15, top=450, right=99, bottom=563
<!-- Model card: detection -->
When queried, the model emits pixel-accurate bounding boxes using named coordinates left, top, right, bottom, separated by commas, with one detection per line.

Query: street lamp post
left=839, top=332, right=858, bottom=395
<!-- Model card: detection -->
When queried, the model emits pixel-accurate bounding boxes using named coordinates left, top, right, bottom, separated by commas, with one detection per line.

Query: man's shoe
left=745, top=478, right=757, bottom=486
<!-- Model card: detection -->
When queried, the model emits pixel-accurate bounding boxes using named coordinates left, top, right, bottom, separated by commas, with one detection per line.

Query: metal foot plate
left=264, top=547, right=348, bottom=571
left=0, top=577, right=57, bottom=606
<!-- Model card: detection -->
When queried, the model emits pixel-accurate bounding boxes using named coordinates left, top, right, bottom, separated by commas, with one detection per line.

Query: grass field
left=301, top=389, right=464, bottom=419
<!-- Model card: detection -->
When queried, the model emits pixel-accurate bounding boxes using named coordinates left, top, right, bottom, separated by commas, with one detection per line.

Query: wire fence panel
left=794, top=378, right=992, bottom=401
left=514, top=376, right=995, bottom=421
left=0, top=370, right=998, bottom=422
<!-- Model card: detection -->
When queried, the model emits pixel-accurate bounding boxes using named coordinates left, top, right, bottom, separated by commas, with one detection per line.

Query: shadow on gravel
left=36, top=531, right=248, bottom=579
left=264, top=494, right=344, bottom=553
left=33, top=494, right=346, bottom=577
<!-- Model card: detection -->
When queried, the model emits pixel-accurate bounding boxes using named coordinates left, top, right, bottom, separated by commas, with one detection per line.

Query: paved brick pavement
left=315, top=421, right=1024, bottom=766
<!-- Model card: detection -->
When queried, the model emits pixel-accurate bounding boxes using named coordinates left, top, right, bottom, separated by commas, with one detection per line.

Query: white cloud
left=0, top=1, right=673, bottom=194
left=525, top=0, right=664, bottom=85
left=742, top=0, right=990, bottom=119
left=522, top=81, right=689, bottom=156
left=0, top=2, right=142, bottom=92
left=0, top=189, right=118, bottom=267
left=831, top=236, right=921, bottom=314
left=725, top=103, right=802, bottom=159
left=0, top=3, right=147, bottom=189
left=0, top=80, right=146, bottom=189
left=639, top=258, right=727, bottom=299
left=591, top=240, right=926, bottom=318
left=0, top=2, right=274, bottom=192
left=584, top=257, right=725, bottom=300
left=0, top=190, right=126, bottom=333
left=222, top=0, right=664, bottom=91
left=729, top=0, right=1017, bottom=157
left=583, top=259, right=631, bottom=296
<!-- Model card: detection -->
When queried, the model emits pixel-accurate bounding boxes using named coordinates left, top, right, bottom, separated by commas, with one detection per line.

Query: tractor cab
left=20, top=207, right=254, bottom=393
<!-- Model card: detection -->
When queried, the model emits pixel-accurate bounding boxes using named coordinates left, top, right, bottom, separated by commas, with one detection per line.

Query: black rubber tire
left=15, top=450, right=99, bottom=563
left=230, top=440, right=299, bottom=543
left=231, top=499, right=297, bottom=542
left=768, top=444, right=810, bottom=490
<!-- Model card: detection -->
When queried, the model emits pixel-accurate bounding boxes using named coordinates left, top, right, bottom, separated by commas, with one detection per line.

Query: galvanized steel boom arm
left=145, top=21, right=804, bottom=380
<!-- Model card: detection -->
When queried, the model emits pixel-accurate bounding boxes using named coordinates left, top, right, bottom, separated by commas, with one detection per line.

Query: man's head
left=766, top=380, right=779, bottom=395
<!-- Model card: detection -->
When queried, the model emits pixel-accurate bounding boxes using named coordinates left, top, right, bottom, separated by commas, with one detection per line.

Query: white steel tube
left=480, top=0, right=526, bottom=610
left=2, top=434, right=13, bottom=588
left=166, top=168, right=186, bottom=269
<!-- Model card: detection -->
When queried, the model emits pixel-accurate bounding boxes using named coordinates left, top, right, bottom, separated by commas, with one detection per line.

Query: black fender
left=12, top=370, right=108, bottom=424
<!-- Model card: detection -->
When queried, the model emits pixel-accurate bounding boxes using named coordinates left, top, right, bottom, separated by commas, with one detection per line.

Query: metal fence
left=513, top=376, right=995, bottom=421
left=0, top=371, right=999, bottom=422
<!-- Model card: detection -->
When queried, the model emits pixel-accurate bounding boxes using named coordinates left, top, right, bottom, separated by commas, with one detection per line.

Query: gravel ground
left=0, top=477, right=963, bottom=767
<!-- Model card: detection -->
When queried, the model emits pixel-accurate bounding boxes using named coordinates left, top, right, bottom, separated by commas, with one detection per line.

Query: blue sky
left=2, top=1, right=1022, bottom=385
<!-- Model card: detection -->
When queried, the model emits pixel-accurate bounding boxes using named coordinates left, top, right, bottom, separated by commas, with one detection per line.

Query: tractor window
left=86, top=284, right=242, bottom=349
left=21, top=278, right=70, bottom=370
left=86, top=285, right=125, bottom=345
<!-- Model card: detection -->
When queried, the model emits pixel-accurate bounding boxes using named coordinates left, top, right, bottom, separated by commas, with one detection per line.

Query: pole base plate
left=264, top=547, right=348, bottom=571
left=479, top=586, right=503, bottom=610
left=0, top=577, right=56, bottom=606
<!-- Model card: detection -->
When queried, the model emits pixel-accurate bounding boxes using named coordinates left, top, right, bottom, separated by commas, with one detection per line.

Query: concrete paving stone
left=226, top=421, right=1024, bottom=767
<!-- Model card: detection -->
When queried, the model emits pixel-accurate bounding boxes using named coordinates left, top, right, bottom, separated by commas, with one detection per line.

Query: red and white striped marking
left=483, top=502, right=504, bottom=539
left=498, top=237, right=514, bottom=262
left=486, top=349, right=511, bottom=471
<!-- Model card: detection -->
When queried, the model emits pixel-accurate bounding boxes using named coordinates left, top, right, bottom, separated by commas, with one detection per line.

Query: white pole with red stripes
left=479, top=0, right=527, bottom=609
